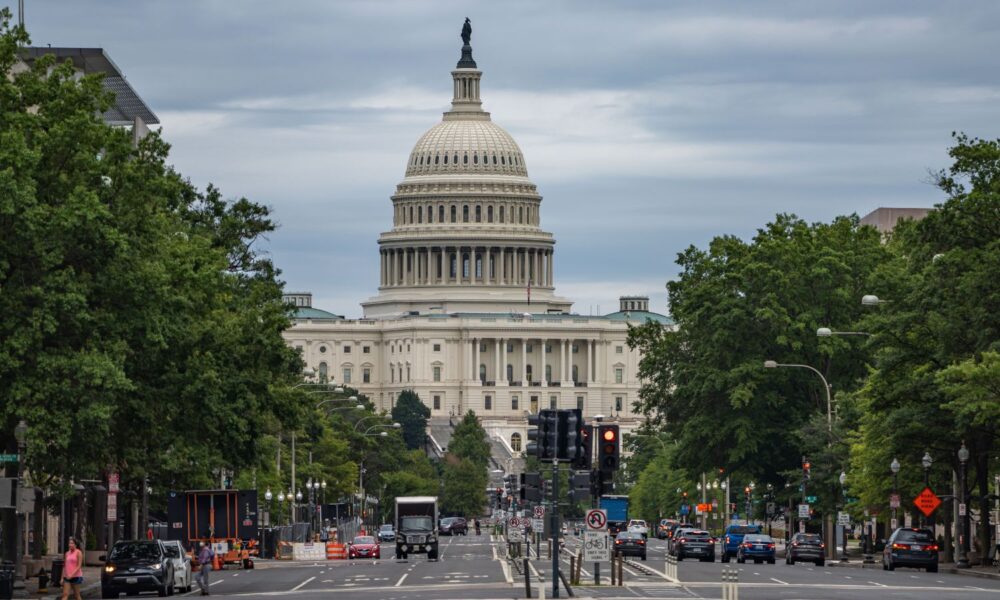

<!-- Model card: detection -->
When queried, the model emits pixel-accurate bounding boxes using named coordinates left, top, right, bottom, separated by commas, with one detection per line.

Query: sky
left=15, top=1, right=1000, bottom=317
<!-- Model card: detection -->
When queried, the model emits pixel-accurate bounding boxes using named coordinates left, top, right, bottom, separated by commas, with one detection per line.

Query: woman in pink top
left=61, top=536, right=84, bottom=600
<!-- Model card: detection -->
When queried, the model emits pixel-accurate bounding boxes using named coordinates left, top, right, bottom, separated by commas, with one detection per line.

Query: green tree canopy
left=448, top=410, right=491, bottom=469
left=391, top=389, right=430, bottom=450
left=440, top=458, right=486, bottom=518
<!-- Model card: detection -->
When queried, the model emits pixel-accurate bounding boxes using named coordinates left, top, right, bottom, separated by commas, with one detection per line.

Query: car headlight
left=104, top=565, right=116, bottom=573
left=150, top=563, right=162, bottom=571
left=428, top=536, right=436, bottom=543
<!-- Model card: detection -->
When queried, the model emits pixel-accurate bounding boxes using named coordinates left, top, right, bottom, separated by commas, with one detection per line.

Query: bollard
left=569, top=556, right=575, bottom=585
left=617, top=552, right=624, bottom=586
left=610, top=554, right=616, bottom=586
left=523, top=557, right=532, bottom=598
left=721, top=566, right=739, bottom=600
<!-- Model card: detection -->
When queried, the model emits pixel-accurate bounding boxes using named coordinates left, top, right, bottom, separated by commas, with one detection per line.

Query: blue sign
left=679, top=504, right=690, bottom=515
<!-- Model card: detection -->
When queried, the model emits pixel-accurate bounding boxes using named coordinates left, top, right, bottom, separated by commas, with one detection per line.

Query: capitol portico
left=282, top=25, right=671, bottom=460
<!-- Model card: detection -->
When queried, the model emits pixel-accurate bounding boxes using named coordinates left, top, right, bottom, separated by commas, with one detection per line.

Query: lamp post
left=890, top=458, right=900, bottom=530
left=264, top=488, right=273, bottom=528
left=359, top=430, right=390, bottom=534
left=295, top=489, right=303, bottom=525
left=956, top=442, right=970, bottom=569
left=838, top=471, right=848, bottom=561
left=921, top=451, right=933, bottom=528
left=14, top=419, right=27, bottom=581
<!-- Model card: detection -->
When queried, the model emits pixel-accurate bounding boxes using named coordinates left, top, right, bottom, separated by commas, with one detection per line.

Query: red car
left=349, top=535, right=380, bottom=559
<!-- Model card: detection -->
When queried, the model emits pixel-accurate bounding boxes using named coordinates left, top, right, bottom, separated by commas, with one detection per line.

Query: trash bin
left=50, top=558, right=65, bottom=586
left=0, top=560, right=15, bottom=600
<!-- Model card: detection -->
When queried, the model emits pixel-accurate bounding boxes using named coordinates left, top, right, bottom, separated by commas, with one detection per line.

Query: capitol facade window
left=511, top=433, right=522, bottom=452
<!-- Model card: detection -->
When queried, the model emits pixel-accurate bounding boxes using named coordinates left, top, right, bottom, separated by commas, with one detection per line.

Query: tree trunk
left=977, top=453, right=991, bottom=566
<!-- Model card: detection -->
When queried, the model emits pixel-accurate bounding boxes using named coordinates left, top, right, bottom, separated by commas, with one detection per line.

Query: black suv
left=101, top=540, right=175, bottom=598
left=786, top=532, right=825, bottom=566
left=883, top=528, right=938, bottom=572
left=671, top=529, right=715, bottom=562
left=439, top=517, right=468, bottom=536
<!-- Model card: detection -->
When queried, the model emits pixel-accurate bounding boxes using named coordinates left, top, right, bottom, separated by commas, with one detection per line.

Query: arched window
left=419, top=156, right=424, bottom=165
left=318, top=362, right=328, bottom=383
left=408, top=206, right=413, bottom=223
left=507, top=364, right=514, bottom=381
left=501, top=155, right=506, bottom=165
left=443, top=154, right=448, bottom=164
left=492, top=154, right=498, bottom=165
left=479, top=364, right=487, bottom=383
left=463, top=153, right=468, bottom=164
left=487, top=206, right=494, bottom=222
left=572, top=365, right=579, bottom=383
left=475, top=205, right=481, bottom=222
left=434, top=154, right=439, bottom=164
left=545, top=364, right=552, bottom=383
left=511, top=433, right=522, bottom=452
left=427, top=204, right=433, bottom=223
left=499, top=206, right=505, bottom=222
left=451, top=205, right=457, bottom=223
left=519, top=206, right=524, bottom=223
left=463, top=253, right=470, bottom=278
left=473, top=153, right=478, bottom=165
left=453, top=153, right=458, bottom=164
left=463, top=205, right=469, bottom=222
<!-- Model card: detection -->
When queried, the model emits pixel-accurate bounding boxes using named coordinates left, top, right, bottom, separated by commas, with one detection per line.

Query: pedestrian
left=196, top=542, right=215, bottom=595
left=60, top=536, right=84, bottom=600
left=474, top=519, right=481, bottom=536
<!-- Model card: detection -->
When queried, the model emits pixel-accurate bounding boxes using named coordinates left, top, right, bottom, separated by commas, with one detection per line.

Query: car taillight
left=767, top=543, right=775, bottom=549
left=892, top=543, right=910, bottom=550
left=791, top=542, right=799, bottom=547
left=820, top=543, right=825, bottom=548
left=926, top=544, right=939, bottom=551
left=615, top=540, right=621, bottom=545
left=638, top=540, right=645, bottom=545
left=725, top=536, right=730, bottom=543
left=678, top=538, right=687, bottom=544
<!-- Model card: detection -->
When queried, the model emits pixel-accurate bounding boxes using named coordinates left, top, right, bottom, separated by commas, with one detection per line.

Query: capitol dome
left=405, top=120, right=528, bottom=177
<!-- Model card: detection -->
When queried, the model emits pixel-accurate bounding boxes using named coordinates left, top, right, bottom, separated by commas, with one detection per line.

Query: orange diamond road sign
left=913, top=487, right=941, bottom=517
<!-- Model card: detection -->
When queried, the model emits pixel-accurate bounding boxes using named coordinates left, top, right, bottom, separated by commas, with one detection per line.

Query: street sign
left=889, top=493, right=900, bottom=509
left=766, top=502, right=776, bottom=516
left=533, top=505, right=545, bottom=519
left=0, top=454, right=18, bottom=463
left=508, top=528, right=523, bottom=542
left=696, top=503, right=712, bottom=513
left=913, top=487, right=941, bottom=517
left=806, top=495, right=817, bottom=503
left=532, top=518, right=544, bottom=532
left=837, top=511, right=850, bottom=526
left=508, top=516, right=522, bottom=529
left=679, top=503, right=690, bottom=515
left=583, top=530, right=610, bottom=562
left=108, top=472, right=120, bottom=493
left=958, top=503, right=967, bottom=517
left=798, top=504, right=810, bottom=518
left=106, top=493, right=117, bottom=522
left=585, top=509, right=608, bottom=531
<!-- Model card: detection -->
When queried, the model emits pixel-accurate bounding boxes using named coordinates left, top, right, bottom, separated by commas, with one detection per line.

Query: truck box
left=600, top=495, right=630, bottom=536
left=395, top=496, right=438, bottom=560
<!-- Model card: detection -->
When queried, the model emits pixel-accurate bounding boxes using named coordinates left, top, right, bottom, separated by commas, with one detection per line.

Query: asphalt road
left=78, top=532, right=1000, bottom=599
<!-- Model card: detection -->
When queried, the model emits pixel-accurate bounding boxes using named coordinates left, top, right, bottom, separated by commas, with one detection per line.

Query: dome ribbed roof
left=405, top=120, right=528, bottom=177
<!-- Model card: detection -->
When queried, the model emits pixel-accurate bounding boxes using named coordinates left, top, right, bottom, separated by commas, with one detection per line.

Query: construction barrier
left=326, top=542, right=347, bottom=560
left=276, top=541, right=293, bottom=560
left=291, top=542, right=327, bottom=561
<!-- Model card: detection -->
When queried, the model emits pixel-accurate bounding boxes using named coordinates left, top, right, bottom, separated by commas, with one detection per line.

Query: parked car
left=883, top=528, right=938, bottom=572
left=671, top=529, right=715, bottom=562
left=348, top=535, right=381, bottom=559
left=737, top=534, right=776, bottom=564
left=613, top=531, right=647, bottom=561
left=160, top=540, right=194, bottom=593
left=378, top=524, right=396, bottom=542
left=627, top=519, right=649, bottom=539
left=721, top=524, right=763, bottom=562
left=786, top=532, right=825, bottom=566
left=100, top=540, right=175, bottom=598
left=657, top=519, right=679, bottom=539
left=439, top=516, right=468, bottom=536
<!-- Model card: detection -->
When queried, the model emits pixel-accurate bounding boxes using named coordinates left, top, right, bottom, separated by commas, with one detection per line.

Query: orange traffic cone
left=213, top=552, right=223, bottom=571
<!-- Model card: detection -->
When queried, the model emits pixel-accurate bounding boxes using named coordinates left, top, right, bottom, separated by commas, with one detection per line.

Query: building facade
left=283, top=33, right=671, bottom=457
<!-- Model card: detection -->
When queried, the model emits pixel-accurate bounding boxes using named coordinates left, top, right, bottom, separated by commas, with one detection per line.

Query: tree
left=440, top=458, right=486, bottom=517
left=448, top=410, right=491, bottom=468
left=628, top=213, right=887, bottom=512
left=392, top=390, right=430, bottom=450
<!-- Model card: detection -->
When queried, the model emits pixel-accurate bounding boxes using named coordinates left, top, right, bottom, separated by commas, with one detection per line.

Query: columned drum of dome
left=362, top=30, right=572, bottom=318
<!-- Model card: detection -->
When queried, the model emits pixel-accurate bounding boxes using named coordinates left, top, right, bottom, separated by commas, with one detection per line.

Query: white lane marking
left=868, top=581, right=887, bottom=587
left=290, top=576, right=315, bottom=592
left=622, top=566, right=640, bottom=576
left=394, top=573, right=408, bottom=587
left=770, top=577, right=789, bottom=584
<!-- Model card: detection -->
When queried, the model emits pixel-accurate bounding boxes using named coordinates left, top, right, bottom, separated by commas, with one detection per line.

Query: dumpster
left=0, top=560, right=15, bottom=600
left=50, top=558, right=64, bottom=585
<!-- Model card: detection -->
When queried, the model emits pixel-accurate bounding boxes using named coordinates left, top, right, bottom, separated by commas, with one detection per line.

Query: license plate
left=911, top=545, right=921, bottom=550
left=126, top=577, right=138, bottom=584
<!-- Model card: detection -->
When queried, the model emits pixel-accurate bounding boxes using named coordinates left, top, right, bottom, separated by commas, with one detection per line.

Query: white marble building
left=282, top=34, right=671, bottom=457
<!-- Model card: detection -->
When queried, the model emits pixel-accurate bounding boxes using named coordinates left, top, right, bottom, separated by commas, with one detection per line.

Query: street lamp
left=816, top=327, right=871, bottom=337
left=921, top=451, right=933, bottom=527
left=956, top=442, right=970, bottom=569
left=14, top=419, right=27, bottom=581
left=264, top=488, right=273, bottom=527
left=861, top=295, right=887, bottom=306
left=838, top=471, right=848, bottom=562
left=890, top=458, right=900, bottom=530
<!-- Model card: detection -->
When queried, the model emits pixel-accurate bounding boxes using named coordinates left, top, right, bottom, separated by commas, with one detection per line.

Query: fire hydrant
left=37, top=568, right=49, bottom=593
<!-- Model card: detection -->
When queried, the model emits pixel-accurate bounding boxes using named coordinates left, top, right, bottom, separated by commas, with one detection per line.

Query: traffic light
left=802, top=456, right=811, bottom=481
left=570, top=410, right=591, bottom=469
left=519, top=472, right=542, bottom=503
left=592, top=469, right=614, bottom=496
left=495, top=487, right=502, bottom=509
left=527, top=410, right=559, bottom=460
left=597, top=424, right=620, bottom=472
left=568, top=470, right=591, bottom=502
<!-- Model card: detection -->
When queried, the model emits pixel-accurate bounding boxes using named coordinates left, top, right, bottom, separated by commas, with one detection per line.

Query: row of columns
left=465, top=338, right=597, bottom=384
left=380, top=246, right=553, bottom=288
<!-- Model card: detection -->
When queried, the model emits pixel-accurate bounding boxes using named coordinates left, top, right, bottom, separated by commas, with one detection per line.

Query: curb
left=825, top=559, right=1000, bottom=580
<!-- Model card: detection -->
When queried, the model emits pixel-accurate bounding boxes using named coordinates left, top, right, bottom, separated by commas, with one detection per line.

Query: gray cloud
left=16, top=0, right=1000, bottom=317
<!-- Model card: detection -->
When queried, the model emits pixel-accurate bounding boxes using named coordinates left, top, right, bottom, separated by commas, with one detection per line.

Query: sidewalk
left=16, top=565, right=103, bottom=599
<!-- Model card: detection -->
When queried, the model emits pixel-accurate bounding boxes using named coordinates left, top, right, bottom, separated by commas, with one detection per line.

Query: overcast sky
left=16, top=1, right=1000, bottom=317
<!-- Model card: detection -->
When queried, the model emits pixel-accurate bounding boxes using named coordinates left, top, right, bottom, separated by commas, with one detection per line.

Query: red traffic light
left=602, top=429, right=616, bottom=442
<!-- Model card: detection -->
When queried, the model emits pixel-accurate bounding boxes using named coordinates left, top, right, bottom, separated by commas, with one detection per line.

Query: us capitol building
left=282, top=25, right=671, bottom=462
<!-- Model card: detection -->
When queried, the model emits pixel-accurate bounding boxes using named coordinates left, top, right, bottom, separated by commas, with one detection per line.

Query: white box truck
left=395, top=496, right=439, bottom=560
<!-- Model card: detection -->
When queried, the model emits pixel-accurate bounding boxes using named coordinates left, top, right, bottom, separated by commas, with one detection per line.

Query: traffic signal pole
left=552, top=457, right=560, bottom=598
